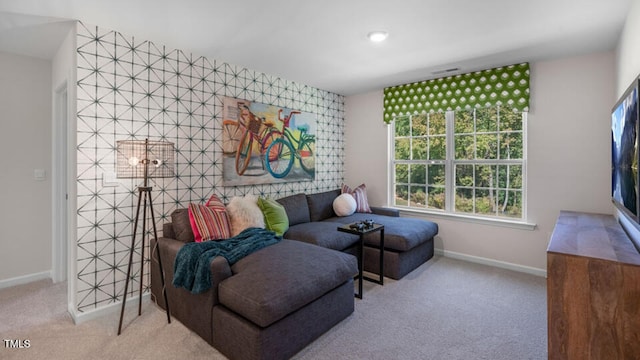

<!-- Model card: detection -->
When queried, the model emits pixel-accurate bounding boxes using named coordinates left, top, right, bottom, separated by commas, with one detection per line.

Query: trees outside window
left=392, top=107, right=526, bottom=220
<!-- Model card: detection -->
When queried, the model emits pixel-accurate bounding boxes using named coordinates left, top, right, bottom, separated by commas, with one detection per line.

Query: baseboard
left=435, top=249, right=547, bottom=277
left=71, top=293, right=151, bottom=325
left=0, top=271, right=52, bottom=289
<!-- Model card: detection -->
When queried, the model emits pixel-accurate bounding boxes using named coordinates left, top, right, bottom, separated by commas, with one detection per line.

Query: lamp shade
left=116, top=139, right=175, bottom=179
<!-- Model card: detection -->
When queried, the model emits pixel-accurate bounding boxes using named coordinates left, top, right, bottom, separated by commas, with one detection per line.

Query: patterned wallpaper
left=75, top=22, right=345, bottom=312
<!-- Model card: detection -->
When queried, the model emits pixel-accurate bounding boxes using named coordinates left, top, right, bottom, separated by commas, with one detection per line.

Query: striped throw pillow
left=341, top=183, right=372, bottom=213
left=188, top=194, right=231, bottom=242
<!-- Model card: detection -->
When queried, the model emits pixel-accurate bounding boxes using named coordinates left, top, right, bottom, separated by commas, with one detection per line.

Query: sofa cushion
left=171, top=209, right=195, bottom=242
left=257, top=197, right=289, bottom=236
left=284, top=222, right=360, bottom=251
left=188, top=194, right=232, bottom=242
left=341, top=183, right=372, bottom=213
left=306, top=189, right=341, bottom=221
left=188, top=203, right=232, bottom=242
left=218, top=240, right=357, bottom=328
left=276, top=193, right=310, bottom=226
left=325, top=213, right=438, bottom=252
left=227, top=195, right=265, bottom=236
left=333, top=193, right=356, bottom=217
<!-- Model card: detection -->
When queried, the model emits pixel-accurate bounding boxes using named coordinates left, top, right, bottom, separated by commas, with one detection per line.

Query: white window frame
left=388, top=108, right=535, bottom=230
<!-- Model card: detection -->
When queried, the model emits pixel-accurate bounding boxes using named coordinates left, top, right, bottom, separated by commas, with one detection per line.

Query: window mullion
left=497, top=106, right=501, bottom=160
left=388, top=120, right=396, bottom=207
left=521, top=111, right=528, bottom=220
left=445, top=110, right=455, bottom=212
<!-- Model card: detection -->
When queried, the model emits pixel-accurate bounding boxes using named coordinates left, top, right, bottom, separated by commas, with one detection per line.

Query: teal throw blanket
left=173, top=227, right=281, bottom=294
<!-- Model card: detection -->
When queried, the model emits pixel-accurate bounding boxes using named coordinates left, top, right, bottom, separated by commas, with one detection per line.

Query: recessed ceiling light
left=367, top=31, right=388, bottom=43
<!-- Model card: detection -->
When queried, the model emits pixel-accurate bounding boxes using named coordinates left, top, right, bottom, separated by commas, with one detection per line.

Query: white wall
left=51, top=25, right=77, bottom=315
left=345, top=51, right=615, bottom=272
left=344, top=91, right=388, bottom=206
left=0, top=52, right=53, bottom=284
left=617, top=0, right=640, bottom=95
left=615, top=0, right=640, bottom=243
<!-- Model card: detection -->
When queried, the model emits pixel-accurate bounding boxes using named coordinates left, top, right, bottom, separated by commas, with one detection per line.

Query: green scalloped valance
left=383, top=63, right=529, bottom=123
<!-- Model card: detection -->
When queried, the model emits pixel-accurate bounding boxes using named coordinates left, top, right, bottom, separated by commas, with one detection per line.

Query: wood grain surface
left=547, top=211, right=640, bottom=360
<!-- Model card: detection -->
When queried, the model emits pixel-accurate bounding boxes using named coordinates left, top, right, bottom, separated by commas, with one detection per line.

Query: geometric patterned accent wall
left=383, top=63, right=529, bottom=123
left=75, top=22, right=345, bottom=312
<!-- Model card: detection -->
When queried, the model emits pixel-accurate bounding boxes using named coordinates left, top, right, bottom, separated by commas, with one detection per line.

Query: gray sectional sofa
left=150, top=189, right=438, bottom=360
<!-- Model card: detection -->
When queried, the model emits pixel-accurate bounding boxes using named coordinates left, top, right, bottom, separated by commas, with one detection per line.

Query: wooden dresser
left=547, top=211, right=640, bottom=359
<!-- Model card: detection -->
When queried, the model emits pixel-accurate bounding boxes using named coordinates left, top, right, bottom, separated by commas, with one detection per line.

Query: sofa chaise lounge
left=278, top=189, right=439, bottom=279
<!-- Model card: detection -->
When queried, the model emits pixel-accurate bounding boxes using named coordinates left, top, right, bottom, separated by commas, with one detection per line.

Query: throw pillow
left=341, top=183, right=372, bottom=213
left=188, top=194, right=232, bottom=242
left=226, top=195, right=266, bottom=236
left=205, top=193, right=227, bottom=210
left=333, top=193, right=357, bottom=217
left=257, top=197, right=289, bottom=236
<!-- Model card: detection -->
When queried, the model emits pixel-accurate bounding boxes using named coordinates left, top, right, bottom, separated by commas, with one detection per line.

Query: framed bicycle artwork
left=221, top=96, right=316, bottom=186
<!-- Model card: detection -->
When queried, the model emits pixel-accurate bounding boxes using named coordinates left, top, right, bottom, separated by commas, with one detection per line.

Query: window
left=392, top=106, right=526, bottom=220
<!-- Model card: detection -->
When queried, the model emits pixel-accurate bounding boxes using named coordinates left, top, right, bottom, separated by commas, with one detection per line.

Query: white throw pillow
left=333, top=193, right=357, bottom=217
left=226, top=195, right=266, bottom=236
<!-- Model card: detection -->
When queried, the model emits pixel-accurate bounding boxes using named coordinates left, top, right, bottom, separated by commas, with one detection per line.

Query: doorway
left=53, top=83, right=68, bottom=283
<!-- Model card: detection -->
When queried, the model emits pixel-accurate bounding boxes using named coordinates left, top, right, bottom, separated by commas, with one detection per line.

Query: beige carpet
left=0, top=256, right=547, bottom=359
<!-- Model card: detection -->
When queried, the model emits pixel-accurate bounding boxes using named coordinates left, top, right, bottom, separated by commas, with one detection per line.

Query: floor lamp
left=116, top=139, right=174, bottom=335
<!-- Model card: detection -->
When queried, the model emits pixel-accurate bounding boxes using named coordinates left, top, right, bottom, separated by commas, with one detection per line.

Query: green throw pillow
left=257, top=197, right=289, bottom=236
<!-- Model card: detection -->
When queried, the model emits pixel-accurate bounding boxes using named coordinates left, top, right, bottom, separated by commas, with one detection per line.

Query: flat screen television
left=612, top=76, right=640, bottom=222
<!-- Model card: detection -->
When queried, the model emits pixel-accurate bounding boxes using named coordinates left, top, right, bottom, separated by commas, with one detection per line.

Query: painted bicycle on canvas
left=222, top=104, right=282, bottom=176
left=221, top=97, right=316, bottom=186
left=264, top=109, right=315, bottom=178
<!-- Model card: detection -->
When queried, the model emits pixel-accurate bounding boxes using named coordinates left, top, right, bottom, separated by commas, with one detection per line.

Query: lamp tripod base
left=117, top=186, right=171, bottom=335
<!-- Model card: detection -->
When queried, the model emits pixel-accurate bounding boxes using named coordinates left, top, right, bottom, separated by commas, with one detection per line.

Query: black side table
left=337, top=222, right=384, bottom=299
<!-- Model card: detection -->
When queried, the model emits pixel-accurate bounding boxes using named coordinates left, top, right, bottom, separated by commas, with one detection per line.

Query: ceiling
left=0, top=0, right=632, bottom=95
